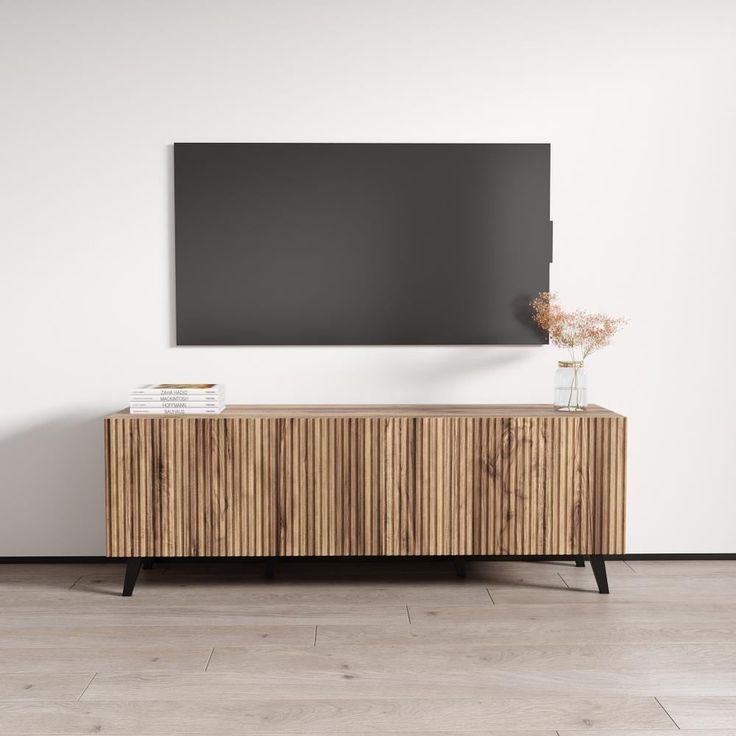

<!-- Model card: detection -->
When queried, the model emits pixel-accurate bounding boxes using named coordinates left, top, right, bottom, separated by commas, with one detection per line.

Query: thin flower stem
left=567, top=365, right=577, bottom=410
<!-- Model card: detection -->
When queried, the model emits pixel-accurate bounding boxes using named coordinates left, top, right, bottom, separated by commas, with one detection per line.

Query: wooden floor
left=1, top=559, right=736, bottom=734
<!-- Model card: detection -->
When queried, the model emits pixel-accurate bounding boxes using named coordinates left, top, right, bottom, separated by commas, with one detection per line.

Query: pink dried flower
left=531, top=292, right=626, bottom=361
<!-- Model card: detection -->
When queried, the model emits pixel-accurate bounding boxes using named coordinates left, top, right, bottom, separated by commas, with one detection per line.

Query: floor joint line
left=405, top=604, right=412, bottom=624
left=486, top=587, right=496, bottom=605
left=77, top=672, right=96, bottom=701
left=654, top=696, right=680, bottom=729
left=204, top=647, right=215, bottom=672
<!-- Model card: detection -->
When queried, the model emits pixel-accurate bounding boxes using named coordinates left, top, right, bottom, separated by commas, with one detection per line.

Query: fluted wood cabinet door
left=105, top=406, right=626, bottom=558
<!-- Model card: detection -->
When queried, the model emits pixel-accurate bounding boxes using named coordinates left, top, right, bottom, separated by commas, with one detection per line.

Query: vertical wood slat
left=105, top=410, right=626, bottom=558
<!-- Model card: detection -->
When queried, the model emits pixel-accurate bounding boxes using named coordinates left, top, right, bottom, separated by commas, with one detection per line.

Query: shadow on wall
left=383, top=347, right=534, bottom=398
left=0, top=415, right=105, bottom=556
left=166, top=143, right=177, bottom=347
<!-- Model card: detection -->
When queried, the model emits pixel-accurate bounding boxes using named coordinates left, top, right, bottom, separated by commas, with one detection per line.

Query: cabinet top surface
left=109, top=404, right=624, bottom=419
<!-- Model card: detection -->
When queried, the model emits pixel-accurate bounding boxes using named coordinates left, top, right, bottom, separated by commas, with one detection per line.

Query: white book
left=129, top=406, right=226, bottom=415
left=130, top=383, right=224, bottom=397
left=129, top=394, right=225, bottom=403
left=130, top=401, right=225, bottom=409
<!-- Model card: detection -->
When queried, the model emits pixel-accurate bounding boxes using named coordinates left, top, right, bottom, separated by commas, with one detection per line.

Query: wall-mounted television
left=174, top=143, right=552, bottom=345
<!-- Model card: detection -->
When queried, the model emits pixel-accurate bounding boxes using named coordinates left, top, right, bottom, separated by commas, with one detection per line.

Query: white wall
left=1, top=0, right=734, bottom=555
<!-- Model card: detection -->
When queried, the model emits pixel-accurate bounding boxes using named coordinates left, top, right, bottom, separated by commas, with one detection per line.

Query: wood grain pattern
left=105, top=405, right=626, bottom=558
left=658, top=697, right=736, bottom=729
left=0, top=648, right=212, bottom=674
left=0, top=674, right=93, bottom=702
left=81, top=656, right=736, bottom=700
left=0, top=696, right=673, bottom=734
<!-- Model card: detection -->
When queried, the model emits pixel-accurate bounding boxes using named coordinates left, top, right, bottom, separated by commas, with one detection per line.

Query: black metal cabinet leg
left=123, top=557, right=143, bottom=597
left=452, top=558, right=467, bottom=578
left=575, top=556, right=585, bottom=567
left=590, top=555, right=609, bottom=594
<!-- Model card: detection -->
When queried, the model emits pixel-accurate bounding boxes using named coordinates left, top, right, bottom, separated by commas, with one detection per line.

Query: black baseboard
left=1, top=553, right=735, bottom=564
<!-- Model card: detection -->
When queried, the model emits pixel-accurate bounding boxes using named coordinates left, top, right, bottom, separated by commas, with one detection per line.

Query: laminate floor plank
left=0, top=696, right=675, bottom=734
left=625, top=560, right=736, bottom=576
left=0, top=733, right=555, bottom=736
left=0, top=564, right=113, bottom=590
left=659, top=697, right=736, bottom=729
left=0, top=605, right=410, bottom=628
left=558, top=731, right=736, bottom=736
left=206, top=641, right=736, bottom=676
left=0, top=733, right=558, bottom=736
left=489, top=578, right=736, bottom=604
left=83, top=670, right=568, bottom=700
left=558, top=574, right=736, bottom=597
left=317, top=617, right=736, bottom=645
left=65, top=578, right=493, bottom=606
left=0, top=674, right=93, bottom=702
left=408, top=601, right=736, bottom=624
left=0, top=625, right=315, bottom=649
left=0, top=648, right=212, bottom=674
left=81, top=668, right=736, bottom=699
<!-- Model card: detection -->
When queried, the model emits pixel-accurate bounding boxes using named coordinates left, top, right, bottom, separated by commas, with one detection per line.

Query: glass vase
left=554, top=361, right=587, bottom=411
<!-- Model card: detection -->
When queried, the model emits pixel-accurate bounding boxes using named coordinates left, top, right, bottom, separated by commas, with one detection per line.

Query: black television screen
left=174, top=143, right=552, bottom=345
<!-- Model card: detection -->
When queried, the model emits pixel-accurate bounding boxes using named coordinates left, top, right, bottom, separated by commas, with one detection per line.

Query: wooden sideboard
left=105, top=404, right=626, bottom=595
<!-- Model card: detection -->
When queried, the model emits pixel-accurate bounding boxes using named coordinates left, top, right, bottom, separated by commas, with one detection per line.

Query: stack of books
left=130, top=384, right=225, bottom=415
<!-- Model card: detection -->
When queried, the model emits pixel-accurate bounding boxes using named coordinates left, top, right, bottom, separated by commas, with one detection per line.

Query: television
left=174, top=143, right=552, bottom=345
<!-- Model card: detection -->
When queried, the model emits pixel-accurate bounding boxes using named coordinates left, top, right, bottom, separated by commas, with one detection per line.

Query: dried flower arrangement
left=531, top=292, right=626, bottom=363
left=531, top=292, right=627, bottom=410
